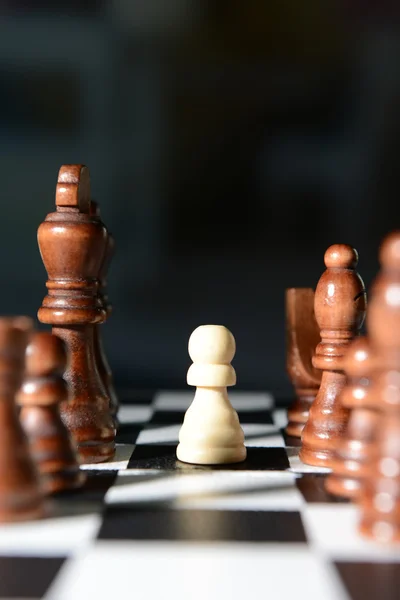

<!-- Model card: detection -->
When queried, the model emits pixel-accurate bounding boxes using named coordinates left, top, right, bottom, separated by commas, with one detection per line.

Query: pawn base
left=60, top=403, right=116, bottom=464
left=176, top=444, right=247, bottom=466
left=77, top=441, right=115, bottom=464
left=299, top=446, right=334, bottom=468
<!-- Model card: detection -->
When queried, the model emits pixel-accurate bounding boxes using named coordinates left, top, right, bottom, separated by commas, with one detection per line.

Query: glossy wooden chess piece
left=19, top=332, right=86, bottom=494
left=285, top=288, right=321, bottom=437
left=300, top=245, right=366, bottom=467
left=359, top=232, right=400, bottom=542
left=90, top=201, right=119, bottom=427
left=0, top=317, right=45, bottom=522
left=37, top=164, right=116, bottom=463
left=325, top=337, right=379, bottom=499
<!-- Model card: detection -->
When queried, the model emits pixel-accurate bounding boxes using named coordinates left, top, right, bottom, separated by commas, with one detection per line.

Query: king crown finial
left=56, top=165, right=90, bottom=214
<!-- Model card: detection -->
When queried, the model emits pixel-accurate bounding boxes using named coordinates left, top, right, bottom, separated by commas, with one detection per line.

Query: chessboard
left=1, top=389, right=399, bottom=600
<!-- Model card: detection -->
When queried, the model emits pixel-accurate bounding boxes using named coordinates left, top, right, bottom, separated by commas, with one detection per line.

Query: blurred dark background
left=1, top=1, right=400, bottom=396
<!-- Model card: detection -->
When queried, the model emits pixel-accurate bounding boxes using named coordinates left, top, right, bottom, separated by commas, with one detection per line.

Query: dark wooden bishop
left=0, top=317, right=44, bottom=522
left=285, top=288, right=321, bottom=438
left=37, top=165, right=116, bottom=463
left=325, top=337, right=379, bottom=499
left=359, top=232, right=400, bottom=542
left=18, top=332, right=86, bottom=494
left=90, top=201, right=119, bottom=426
left=300, top=245, right=366, bottom=467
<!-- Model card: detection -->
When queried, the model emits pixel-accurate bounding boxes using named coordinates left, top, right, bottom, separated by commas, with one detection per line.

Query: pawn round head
left=26, top=332, right=67, bottom=377
left=188, top=325, right=235, bottom=364
left=379, top=231, right=400, bottom=270
left=324, top=244, right=358, bottom=269
left=314, top=243, right=366, bottom=335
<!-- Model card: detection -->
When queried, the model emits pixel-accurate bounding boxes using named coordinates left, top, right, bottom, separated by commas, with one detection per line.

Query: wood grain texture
left=19, top=332, right=86, bottom=494
left=0, top=317, right=45, bottom=522
left=37, top=165, right=115, bottom=464
left=300, top=245, right=366, bottom=467
left=285, top=288, right=321, bottom=437
left=359, top=232, right=400, bottom=543
left=325, top=337, right=379, bottom=499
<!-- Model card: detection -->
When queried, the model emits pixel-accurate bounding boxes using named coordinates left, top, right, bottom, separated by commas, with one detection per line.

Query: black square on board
left=98, top=508, right=306, bottom=543
left=128, top=445, right=289, bottom=471
left=335, top=562, right=400, bottom=600
left=53, top=471, right=117, bottom=510
left=115, top=423, right=142, bottom=444
left=79, top=471, right=118, bottom=501
left=0, top=556, right=65, bottom=598
left=237, top=409, right=274, bottom=424
left=149, top=410, right=185, bottom=425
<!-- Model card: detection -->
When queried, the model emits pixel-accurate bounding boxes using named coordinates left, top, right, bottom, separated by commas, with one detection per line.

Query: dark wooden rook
left=285, top=288, right=321, bottom=437
left=90, top=201, right=119, bottom=427
left=300, top=244, right=366, bottom=467
left=0, top=317, right=44, bottom=522
left=37, top=164, right=116, bottom=463
left=19, top=332, right=86, bottom=494
left=325, top=337, right=379, bottom=499
left=359, top=232, right=400, bottom=542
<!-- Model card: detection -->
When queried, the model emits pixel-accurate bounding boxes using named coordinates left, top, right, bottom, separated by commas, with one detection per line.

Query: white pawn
left=176, top=325, right=247, bottom=465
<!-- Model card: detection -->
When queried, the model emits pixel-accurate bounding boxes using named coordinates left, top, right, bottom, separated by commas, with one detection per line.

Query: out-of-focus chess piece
left=0, top=317, right=45, bottom=522
left=325, top=337, right=379, bottom=499
left=19, top=332, right=86, bottom=494
left=285, top=288, right=321, bottom=438
left=359, top=232, right=400, bottom=542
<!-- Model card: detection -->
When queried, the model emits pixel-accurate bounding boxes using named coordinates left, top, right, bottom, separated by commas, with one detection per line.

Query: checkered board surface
left=1, top=390, right=400, bottom=600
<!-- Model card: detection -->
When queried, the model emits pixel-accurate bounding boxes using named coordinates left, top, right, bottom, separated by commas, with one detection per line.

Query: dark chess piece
left=90, top=201, right=119, bottom=427
left=0, top=317, right=45, bottom=522
left=37, top=164, right=116, bottom=463
left=300, top=245, right=366, bottom=467
left=19, top=332, right=86, bottom=494
left=359, top=232, right=400, bottom=542
left=285, top=288, right=321, bottom=437
left=325, top=337, right=379, bottom=499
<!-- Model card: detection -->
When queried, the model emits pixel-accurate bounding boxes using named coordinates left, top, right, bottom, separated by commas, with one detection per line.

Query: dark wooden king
left=37, top=165, right=116, bottom=463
